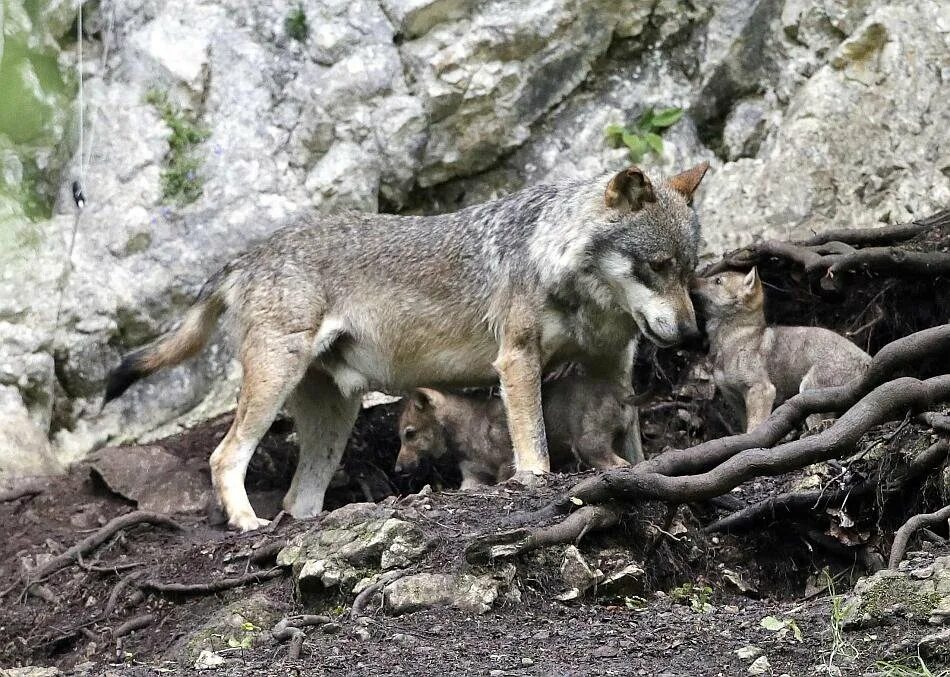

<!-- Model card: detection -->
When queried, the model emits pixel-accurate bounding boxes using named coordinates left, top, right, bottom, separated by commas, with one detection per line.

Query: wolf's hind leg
left=210, top=332, right=312, bottom=532
left=283, top=368, right=361, bottom=518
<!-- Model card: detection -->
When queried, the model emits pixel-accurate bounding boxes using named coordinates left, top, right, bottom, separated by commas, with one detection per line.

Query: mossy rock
left=843, top=555, right=950, bottom=629
left=168, top=593, right=283, bottom=665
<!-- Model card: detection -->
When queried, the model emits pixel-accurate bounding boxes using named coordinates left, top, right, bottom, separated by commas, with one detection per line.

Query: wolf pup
left=105, top=162, right=708, bottom=531
left=693, top=268, right=871, bottom=432
left=395, top=377, right=639, bottom=487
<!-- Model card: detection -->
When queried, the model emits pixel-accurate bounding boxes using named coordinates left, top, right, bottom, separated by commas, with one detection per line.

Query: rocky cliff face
left=0, top=0, right=947, bottom=476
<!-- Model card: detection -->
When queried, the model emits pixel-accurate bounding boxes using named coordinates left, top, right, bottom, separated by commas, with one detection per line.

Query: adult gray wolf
left=105, top=162, right=709, bottom=531
left=692, top=267, right=871, bottom=432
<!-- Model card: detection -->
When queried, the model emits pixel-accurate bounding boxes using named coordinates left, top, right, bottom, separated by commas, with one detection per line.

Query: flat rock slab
left=90, top=445, right=211, bottom=515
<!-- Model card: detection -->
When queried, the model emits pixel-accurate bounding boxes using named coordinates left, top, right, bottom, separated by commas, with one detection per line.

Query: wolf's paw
left=228, top=512, right=270, bottom=532
left=506, top=470, right=547, bottom=489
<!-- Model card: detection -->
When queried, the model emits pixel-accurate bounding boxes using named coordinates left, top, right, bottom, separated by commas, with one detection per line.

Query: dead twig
left=889, top=504, right=950, bottom=569
left=140, top=567, right=284, bottom=596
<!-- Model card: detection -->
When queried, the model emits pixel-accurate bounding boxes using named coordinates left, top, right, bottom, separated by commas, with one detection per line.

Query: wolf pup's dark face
left=596, top=163, right=708, bottom=347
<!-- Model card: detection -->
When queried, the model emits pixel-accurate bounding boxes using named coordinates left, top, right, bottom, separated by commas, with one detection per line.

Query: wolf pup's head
left=692, top=268, right=765, bottom=321
left=594, top=162, right=709, bottom=347
left=395, top=389, right=449, bottom=474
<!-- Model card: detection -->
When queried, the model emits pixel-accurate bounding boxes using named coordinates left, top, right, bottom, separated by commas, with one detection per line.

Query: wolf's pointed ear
left=605, top=166, right=656, bottom=212
left=668, top=161, right=710, bottom=203
left=743, top=267, right=760, bottom=291
left=411, top=390, right=431, bottom=411
left=413, top=388, right=443, bottom=411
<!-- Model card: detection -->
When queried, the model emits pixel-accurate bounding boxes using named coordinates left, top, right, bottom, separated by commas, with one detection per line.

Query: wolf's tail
left=104, top=269, right=234, bottom=402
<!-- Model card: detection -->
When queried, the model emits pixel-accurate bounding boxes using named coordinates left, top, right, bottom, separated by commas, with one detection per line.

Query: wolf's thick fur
left=395, top=377, right=638, bottom=488
left=105, top=163, right=708, bottom=531
left=693, top=268, right=872, bottom=432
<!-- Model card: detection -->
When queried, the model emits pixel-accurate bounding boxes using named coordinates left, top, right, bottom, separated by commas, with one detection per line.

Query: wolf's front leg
left=743, top=381, right=776, bottom=433
left=494, top=321, right=550, bottom=479
left=283, top=368, right=361, bottom=518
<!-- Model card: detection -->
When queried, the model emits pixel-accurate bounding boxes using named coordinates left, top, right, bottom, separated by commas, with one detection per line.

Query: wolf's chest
left=540, top=301, right=635, bottom=362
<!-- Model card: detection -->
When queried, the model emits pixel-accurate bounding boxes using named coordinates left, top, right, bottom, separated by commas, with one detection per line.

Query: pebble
left=392, top=633, right=416, bottom=646
left=321, top=622, right=342, bottom=635
left=352, top=628, right=371, bottom=641
left=521, top=657, right=534, bottom=666
left=355, top=616, right=373, bottom=626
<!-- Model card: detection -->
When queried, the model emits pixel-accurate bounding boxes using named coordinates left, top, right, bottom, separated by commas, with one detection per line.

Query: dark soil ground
left=1, top=223, right=948, bottom=676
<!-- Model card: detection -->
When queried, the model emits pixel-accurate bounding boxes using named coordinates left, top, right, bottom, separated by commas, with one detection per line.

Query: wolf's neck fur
left=706, top=308, right=768, bottom=361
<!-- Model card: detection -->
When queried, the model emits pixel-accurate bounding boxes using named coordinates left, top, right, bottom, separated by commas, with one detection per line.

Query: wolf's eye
left=404, top=426, right=417, bottom=440
left=648, top=259, right=671, bottom=274
left=714, top=277, right=723, bottom=285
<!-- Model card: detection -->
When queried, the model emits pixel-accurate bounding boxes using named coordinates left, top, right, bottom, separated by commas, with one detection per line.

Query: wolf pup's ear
left=743, top=267, right=761, bottom=292
left=668, top=161, right=710, bottom=204
left=605, top=167, right=656, bottom=212
left=411, top=390, right=431, bottom=411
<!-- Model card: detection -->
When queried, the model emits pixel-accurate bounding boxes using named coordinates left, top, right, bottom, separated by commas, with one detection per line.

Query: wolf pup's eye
left=648, top=259, right=671, bottom=274
left=714, top=277, right=723, bottom=285
left=404, top=426, right=417, bottom=440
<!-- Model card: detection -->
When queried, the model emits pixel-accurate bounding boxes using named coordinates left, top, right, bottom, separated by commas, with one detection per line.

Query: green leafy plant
left=875, top=655, right=948, bottom=677
left=670, top=582, right=714, bottom=614
left=604, top=107, right=684, bottom=163
left=823, top=569, right=859, bottom=669
left=760, top=615, right=804, bottom=642
left=285, top=6, right=309, bottom=42
left=144, top=89, right=209, bottom=205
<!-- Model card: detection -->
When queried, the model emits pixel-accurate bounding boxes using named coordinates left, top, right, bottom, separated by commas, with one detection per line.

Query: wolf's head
left=591, top=162, right=709, bottom=347
left=692, top=268, right=765, bottom=322
left=394, top=389, right=449, bottom=474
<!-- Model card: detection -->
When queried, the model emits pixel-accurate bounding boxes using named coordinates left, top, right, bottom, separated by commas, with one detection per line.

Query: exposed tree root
left=801, top=210, right=948, bottom=247
left=272, top=615, right=331, bottom=660
left=889, top=504, right=950, bottom=569
left=140, top=567, right=284, bottom=596
left=701, top=209, right=950, bottom=290
left=110, top=613, right=155, bottom=639
left=350, top=569, right=407, bottom=618
left=475, top=322, right=950, bottom=554
left=103, top=571, right=146, bottom=619
left=0, top=479, right=47, bottom=503
left=706, top=440, right=950, bottom=533
left=466, top=504, right=622, bottom=564
left=1, top=512, right=182, bottom=599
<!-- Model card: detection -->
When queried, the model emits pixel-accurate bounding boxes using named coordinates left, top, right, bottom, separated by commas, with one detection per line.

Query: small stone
left=355, top=616, right=373, bottom=626
left=352, top=628, right=372, bottom=641
left=194, top=650, right=225, bottom=670
left=521, top=657, right=534, bottom=666
left=489, top=671, right=504, bottom=677
left=392, top=633, right=415, bottom=646
left=321, top=622, right=342, bottom=635
left=747, top=655, right=771, bottom=675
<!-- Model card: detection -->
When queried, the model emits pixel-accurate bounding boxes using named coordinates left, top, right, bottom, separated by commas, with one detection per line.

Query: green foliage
left=604, top=107, right=684, bottom=163
left=823, top=569, right=859, bottom=668
left=874, top=656, right=948, bottom=677
left=144, top=89, right=209, bottom=205
left=760, top=615, right=803, bottom=642
left=285, top=6, right=309, bottom=42
left=670, top=581, right=714, bottom=614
